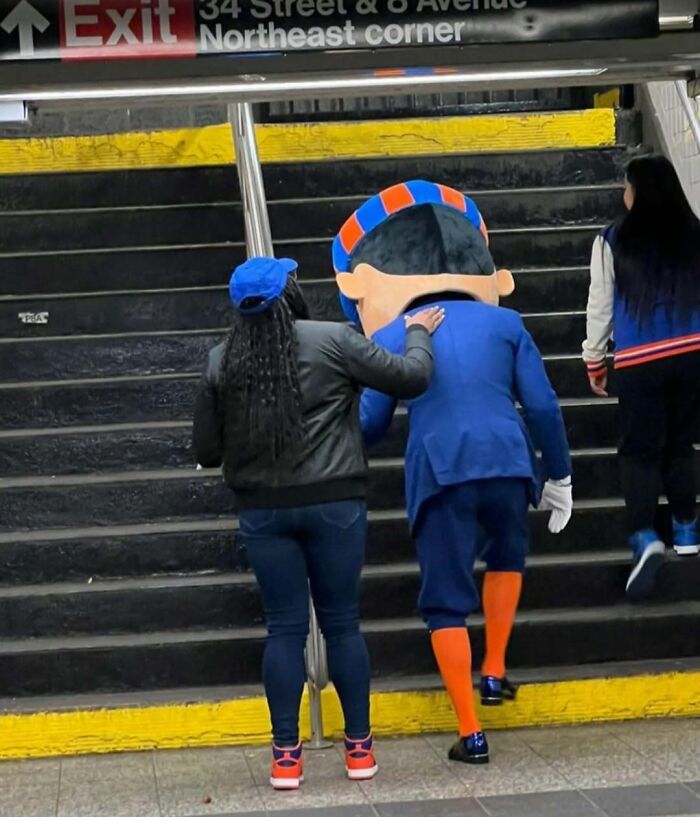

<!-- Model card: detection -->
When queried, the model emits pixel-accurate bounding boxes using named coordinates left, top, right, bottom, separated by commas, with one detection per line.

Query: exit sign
left=58, top=0, right=196, bottom=59
left=0, top=0, right=660, bottom=63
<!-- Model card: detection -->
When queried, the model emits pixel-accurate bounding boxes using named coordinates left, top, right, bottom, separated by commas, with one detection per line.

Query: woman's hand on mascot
left=405, top=306, right=446, bottom=335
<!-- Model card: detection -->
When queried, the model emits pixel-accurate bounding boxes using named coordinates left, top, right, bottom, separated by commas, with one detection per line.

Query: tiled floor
left=3, top=719, right=699, bottom=817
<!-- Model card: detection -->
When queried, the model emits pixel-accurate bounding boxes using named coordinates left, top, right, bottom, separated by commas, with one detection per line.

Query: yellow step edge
left=0, top=669, right=697, bottom=760
left=0, top=109, right=616, bottom=175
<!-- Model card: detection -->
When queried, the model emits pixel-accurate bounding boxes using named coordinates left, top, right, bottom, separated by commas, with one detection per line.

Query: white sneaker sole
left=674, top=544, right=699, bottom=556
left=626, top=540, right=665, bottom=599
left=347, top=765, right=378, bottom=781
left=270, top=775, right=304, bottom=790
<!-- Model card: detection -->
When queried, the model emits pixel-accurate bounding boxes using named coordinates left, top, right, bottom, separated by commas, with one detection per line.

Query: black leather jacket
left=193, top=320, right=433, bottom=509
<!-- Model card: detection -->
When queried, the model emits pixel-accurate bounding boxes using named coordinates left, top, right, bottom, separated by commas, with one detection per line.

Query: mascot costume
left=332, top=180, right=573, bottom=764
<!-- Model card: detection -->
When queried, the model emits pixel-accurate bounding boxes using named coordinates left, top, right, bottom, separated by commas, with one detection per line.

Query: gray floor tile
left=58, top=751, right=159, bottom=817
left=0, top=757, right=61, bottom=785
left=57, top=780, right=160, bottom=817
left=158, top=784, right=264, bottom=817
left=477, top=790, right=603, bottom=817
left=272, top=807, right=376, bottom=817
left=0, top=780, right=59, bottom=817
left=684, top=781, right=700, bottom=795
left=583, top=783, right=700, bottom=817
left=244, top=744, right=369, bottom=812
left=358, top=736, right=469, bottom=803
left=425, top=731, right=570, bottom=797
left=522, top=724, right=675, bottom=789
left=155, top=747, right=264, bottom=817
left=154, top=747, right=264, bottom=817
left=60, top=751, right=156, bottom=787
left=154, top=745, right=257, bottom=790
left=374, top=796, right=487, bottom=816
left=608, top=719, right=700, bottom=782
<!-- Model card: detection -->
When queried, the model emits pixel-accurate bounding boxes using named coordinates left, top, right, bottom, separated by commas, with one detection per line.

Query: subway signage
left=0, top=0, right=659, bottom=62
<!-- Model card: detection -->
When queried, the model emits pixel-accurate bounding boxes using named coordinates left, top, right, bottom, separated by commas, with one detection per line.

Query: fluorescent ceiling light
left=0, top=67, right=606, bottom=105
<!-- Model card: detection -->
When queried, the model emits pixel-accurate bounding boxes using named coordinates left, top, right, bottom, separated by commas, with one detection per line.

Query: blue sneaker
left=448, top=731, right=490, bottom=764
left=673, top=518, right=699, bottom=557
left=480, top=676, right=518, bottom=706
left=626, top=529, right=665, bottom=601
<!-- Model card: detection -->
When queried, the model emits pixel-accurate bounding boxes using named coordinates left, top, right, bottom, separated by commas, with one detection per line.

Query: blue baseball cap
left=229, top=256, right=298, bottom=314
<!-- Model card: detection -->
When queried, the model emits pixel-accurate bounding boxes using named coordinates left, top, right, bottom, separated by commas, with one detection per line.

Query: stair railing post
left=229, top=102, right=330, bottom=747
left=305, top=596, right=332, bottom=749
left=228, top=102, right=273, bottom=257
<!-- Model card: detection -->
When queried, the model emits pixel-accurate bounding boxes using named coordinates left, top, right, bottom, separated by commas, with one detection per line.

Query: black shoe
left=448, top=732, right=490, bottom=764
left=480, top=676, right=518, bottom=706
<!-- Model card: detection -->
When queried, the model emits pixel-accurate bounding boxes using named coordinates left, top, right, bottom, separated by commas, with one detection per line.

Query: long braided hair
left=219, top=277, right=310, bottom=467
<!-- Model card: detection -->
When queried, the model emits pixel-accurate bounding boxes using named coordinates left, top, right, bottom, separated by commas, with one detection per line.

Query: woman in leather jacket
left=193, top=255, right=442, bottom=790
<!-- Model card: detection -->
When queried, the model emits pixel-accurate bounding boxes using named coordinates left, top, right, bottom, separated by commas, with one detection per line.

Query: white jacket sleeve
left=582, top=234, right=615, bottom=373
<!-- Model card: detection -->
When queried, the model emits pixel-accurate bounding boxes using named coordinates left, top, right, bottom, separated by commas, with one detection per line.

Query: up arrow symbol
left=1, top=0, right=50, bottom=57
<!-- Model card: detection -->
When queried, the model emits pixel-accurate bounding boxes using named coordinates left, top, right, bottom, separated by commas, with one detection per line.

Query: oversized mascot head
left=332, top=180, right=515, bottom=337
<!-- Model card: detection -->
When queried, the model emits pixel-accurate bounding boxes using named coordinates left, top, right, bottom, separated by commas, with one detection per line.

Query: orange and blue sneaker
left=344, top=734, right=378, bottom=780
left=270, top=743, right=303, bottom=790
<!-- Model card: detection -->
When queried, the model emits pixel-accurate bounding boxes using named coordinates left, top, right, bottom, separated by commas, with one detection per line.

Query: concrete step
left=0, top=356, right=603, bottom=430
left=1, top=452, right=698, bottom=532
left=0, top=287, right=588, bottom=345
left=0, top=228, right=600, bottom=296
left=0, top=268, right=591, bottom=377
left=0, top=401, right=623, bottom=477
left=1, top=601, right=697, bottom=697
left=0, top=187, right=621, bottom=255
left=0, top=270, right=592, bottom=370
left=0, top=501, right=657, bottom=585
left=2, top=141, right=693, bottom=710
left=0, top=553, right=697, bottom=641
left=0, top=148, right=628, bottom=213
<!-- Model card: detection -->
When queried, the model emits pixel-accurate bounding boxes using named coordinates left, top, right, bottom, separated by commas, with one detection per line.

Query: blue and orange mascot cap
left=332, top=180, right=490, bottom=323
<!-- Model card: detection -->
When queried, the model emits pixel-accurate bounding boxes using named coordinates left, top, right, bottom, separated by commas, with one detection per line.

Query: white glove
left=538, top=478, right=573, bottom=534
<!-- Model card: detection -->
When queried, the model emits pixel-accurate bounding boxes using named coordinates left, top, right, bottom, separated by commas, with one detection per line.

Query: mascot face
left=332, top=180, right=515, bottom=337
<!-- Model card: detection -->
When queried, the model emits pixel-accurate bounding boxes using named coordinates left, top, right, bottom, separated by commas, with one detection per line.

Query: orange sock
left=431, top=627, right=481, bottom=736
left=481, top=572, right=523, bottom=679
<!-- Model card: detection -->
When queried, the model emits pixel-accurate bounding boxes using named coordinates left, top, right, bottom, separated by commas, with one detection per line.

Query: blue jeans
left=239, top=499, right=370, bottom=746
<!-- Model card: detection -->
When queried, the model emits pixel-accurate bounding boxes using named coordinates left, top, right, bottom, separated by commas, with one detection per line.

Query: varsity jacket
left=583, top=226, right=700, bottom=378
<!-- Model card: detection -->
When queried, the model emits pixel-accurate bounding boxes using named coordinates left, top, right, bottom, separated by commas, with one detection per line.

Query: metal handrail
left=675, top=80, right=700, bottom=151
left=229, top=102, right=273, bottom=258
left=305, top=599, right=332, bottom=749
left=230, top=101, right=331, bottom=748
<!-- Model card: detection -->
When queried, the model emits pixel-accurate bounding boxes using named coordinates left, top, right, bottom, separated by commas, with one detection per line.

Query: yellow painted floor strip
left=0, top=669, right=697, bottom=760
left=0, top=109, right=616, bottom=175
left=3, top=124, right=234, bottom=175
left=255, top=109, right=616, bottom=163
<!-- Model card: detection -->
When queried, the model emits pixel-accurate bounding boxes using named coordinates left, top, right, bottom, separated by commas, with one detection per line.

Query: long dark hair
left=219, top=277, right=310, bottom=466
left=614, top=155, right=700, bottom=322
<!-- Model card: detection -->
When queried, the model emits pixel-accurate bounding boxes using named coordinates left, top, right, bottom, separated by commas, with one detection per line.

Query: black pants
left=617, top=351, right=700, bottom=535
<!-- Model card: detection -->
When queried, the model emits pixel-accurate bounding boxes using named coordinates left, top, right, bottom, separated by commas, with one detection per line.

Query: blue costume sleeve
left=360, top=388, right=398, bottom=446
left=513, top=323, right=572, bottom=480
left=359, top=321, right=402, bottom=446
